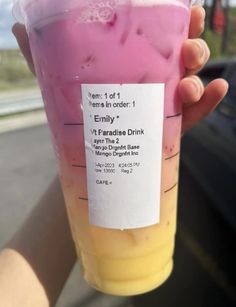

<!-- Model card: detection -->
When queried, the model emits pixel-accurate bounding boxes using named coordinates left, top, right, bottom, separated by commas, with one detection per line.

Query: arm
left=0, top=177, right=76, bottom=307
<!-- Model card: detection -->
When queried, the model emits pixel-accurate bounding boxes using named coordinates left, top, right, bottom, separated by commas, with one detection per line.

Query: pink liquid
left=28, top=2, right=190, bottom=295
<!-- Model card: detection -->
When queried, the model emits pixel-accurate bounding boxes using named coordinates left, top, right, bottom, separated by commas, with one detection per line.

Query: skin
left=0, top=6, right=229, bottom=307
left=0, top=178, right=76, bottom=307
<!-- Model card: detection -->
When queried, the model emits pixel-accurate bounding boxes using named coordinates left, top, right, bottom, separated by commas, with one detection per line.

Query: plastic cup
left=14, top=0, right=192, bottom=296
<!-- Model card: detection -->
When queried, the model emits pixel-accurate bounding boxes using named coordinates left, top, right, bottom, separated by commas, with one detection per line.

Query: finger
left=179, top=75, right=205, bottom=105
left=182, top=38, right=210, bottom=75
left=182, top=79, right=229, bottom=133
left=189, top=5, right=206, bottom=39
left=12, top=23, right=35, bottom=74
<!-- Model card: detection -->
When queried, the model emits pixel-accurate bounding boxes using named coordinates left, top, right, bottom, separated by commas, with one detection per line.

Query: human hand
left=12, top=6, right=228, bottom=133
left=179, top=5, right=228, bottom=132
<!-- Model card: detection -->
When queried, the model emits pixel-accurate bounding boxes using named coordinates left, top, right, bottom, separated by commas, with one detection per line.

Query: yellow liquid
left=58, top=107, right=181, bottom=296
left=64, top=182, right=178, bottom=296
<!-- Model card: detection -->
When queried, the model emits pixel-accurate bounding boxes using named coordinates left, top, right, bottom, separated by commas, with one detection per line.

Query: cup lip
left=12, top=0, right=24, bottom=23
left=12, top=0, right=201, bottom=25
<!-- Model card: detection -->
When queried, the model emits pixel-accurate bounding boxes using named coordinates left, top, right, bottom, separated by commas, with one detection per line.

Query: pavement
left=0, top=95, right=235, bottom=306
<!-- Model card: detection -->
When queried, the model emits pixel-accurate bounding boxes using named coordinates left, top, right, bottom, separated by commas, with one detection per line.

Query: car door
left=181, top=61, right=236, bottom=229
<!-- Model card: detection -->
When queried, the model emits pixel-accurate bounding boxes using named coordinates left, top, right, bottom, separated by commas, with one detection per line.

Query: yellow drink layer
left=60, top=126, right=180, bottom=295
left=64, top=182, right=178, bottom=296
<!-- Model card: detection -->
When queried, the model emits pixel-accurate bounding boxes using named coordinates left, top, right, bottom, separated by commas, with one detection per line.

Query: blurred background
left=0, top=0, right=236, bottom=306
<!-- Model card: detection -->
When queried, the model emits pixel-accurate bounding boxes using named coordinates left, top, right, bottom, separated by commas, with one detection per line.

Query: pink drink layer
left=28, top=3, right=189, bottom=295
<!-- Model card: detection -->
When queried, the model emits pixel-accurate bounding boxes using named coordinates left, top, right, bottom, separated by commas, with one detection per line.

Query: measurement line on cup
left=164, top=182, right=178, bottom=193
left=72, top=164, right=86, bottom=168
left=165, top=152, right=180, bottom=160
left=166, top=113, right=182, bottom=119
left=64, top=123, right=84, bottom=126
left=79, top=197, right=88, bottom=201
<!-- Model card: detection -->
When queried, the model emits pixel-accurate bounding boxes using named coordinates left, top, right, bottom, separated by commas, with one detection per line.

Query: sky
left=0, top=0, right=16, bottom=48
left=0, top=0, right=236, bottom=49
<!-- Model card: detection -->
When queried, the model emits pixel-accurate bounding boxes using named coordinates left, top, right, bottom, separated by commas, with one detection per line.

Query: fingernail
left=190, top=80, right=200, bottom=95
left=199, top=6, right=206, bottom=21
left=189, top=77, right=202, bottom=97
left=194, top=41, right=205, bottom=60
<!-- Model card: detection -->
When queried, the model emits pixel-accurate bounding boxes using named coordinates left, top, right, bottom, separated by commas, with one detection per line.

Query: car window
left=218, top=68, right=236, bottom=118
left=227, top=70, right=236, bottom=106
left=199, top=65, right=225, bottom=85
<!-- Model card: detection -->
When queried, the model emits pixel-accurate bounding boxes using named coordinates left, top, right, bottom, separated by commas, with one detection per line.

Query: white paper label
left=81, top=84, right=164, bottom=229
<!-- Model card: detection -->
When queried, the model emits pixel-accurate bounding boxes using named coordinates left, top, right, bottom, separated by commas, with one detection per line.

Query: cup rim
left=12, top=0, right=25, bottom=23
left=12, top=0, right=200, bottom=25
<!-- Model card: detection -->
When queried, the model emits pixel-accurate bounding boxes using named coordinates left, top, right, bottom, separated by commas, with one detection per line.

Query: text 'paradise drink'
left=15, top=0, right=191, bottom=295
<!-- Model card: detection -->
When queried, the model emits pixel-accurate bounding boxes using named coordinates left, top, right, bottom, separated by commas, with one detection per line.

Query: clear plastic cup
left=14, top=0, right=193, bottom=296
